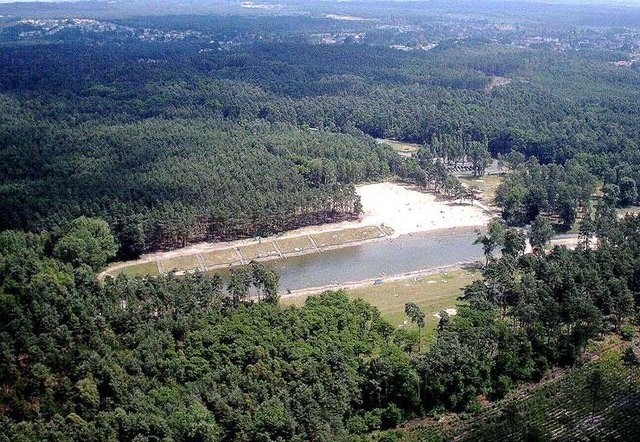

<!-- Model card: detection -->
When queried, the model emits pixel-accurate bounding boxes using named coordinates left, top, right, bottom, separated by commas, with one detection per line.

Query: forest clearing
left=376, top=138, right=421, bottom=157
left=458, top=174, right=504, bottom=207
left=281, top=266, right=480, bottom=337
left=101, top=182, right=490, bottom=279
left=484, top=75, right=512, bottom=93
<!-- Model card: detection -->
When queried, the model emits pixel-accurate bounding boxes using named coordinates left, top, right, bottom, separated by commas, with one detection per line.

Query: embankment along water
left=265, top=227, right=484, bottom=292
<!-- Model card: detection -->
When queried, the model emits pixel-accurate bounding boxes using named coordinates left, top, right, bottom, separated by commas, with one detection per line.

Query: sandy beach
left=356, top=182, right=490, bottom=235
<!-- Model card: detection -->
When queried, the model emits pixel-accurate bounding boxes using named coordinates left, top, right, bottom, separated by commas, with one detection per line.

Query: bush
left=465, top=398, right=484, bottom=414
left=346, top=415, right=368, bottom=435
left=493, top=375, right=515, bottom=400
left=381, top=404, right=403, bottom=430
left=377, top=431, right=404, bottom=442
left=623, top=346, right=639, bottom=366
left=620, top=324, right=636, bottom=341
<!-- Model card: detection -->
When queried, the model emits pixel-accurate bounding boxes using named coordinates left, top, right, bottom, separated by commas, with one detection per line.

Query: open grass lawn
left=201, top=249, right=240, bottom=268
left=239, top=242, right=279, bottom=260
left=348, top=269, right=480, bottom=326
left=116, top=261, right=159, bottom=278
left=377, top=138, right=421, bottom=154
left=276, top=236, right=315, bottom=254
left=460, top=173, right=504, bottom=205
left=161, top=255, right=201, bottom=272
left=282, top=268, right=480, bottom=345
left=311, top=225, right=383, bottom=248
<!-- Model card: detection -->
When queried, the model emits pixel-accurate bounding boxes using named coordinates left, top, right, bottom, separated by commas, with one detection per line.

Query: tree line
left=0, top=117, right=393, bottom=258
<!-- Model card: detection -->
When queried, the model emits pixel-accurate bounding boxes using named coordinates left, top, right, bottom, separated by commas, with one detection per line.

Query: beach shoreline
left=100, top=182, right=491, bottom=279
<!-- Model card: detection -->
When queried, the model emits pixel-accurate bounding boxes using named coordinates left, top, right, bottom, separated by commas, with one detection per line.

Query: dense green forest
left=0, top=114, right=388, bottom=255
left=2, top=200, right=640, bottom=439
left=2, top=12, right=640, bottom=254
left=3, top=3, right=640, bottom=439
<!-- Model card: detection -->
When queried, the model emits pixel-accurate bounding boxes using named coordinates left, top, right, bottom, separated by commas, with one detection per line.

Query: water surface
left=266, top=228, right=483, bottom=292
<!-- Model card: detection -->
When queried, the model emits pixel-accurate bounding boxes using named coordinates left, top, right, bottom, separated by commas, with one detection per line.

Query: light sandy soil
left=356, top=182, right=490, bottom=235
left=279, top=182, right=490, bottom=238
left=523, top=234, right=590, bottom=254
left=323, top=14, right=372, bottom=21
left=433, top=308, right=458, bottom=320
left=101, top=182, right=490, bottom=278
left=485, top=76, right=512, bottom=93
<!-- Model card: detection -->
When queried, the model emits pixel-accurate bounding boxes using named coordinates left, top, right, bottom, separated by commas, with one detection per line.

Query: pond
left=265, top=227, right=484, bottom=292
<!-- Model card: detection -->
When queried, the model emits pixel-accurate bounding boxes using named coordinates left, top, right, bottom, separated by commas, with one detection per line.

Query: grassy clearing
left=115, top=261, right=159, bottom=278
left=377, top=138, right=421, bottom=154
left=161, top=255, right=201, bottom=272
left=276, top=236, right=315, bottom=254
left=239, top=242, right=279, bottom=260
left=201, top=249, right=240, bottom=267
left=282, top=268, right=480, bottom=343
left=311, top=225, right=384, bottom=248
left=459, top=174, right=504, bottom=205
left=348, top=269, right=480, bottom=328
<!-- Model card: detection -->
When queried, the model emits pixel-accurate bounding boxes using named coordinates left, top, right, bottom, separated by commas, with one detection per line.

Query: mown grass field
left=276, top=236, right=315, bottom=254
left=282, top=268, right=480, bottom=345
left=239, top=242, right=279, bottom=260
left=347, top=269, right=479, bottom=327
left=311, top=225, right=384, bottom=248
left=161, top=255, right=200, bottom=272
left=201, top=249, right=240, bottom=267
left=116, top=261, right=159, bottom=277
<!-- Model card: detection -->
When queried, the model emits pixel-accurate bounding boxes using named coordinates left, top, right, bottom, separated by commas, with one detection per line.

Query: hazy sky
left=0, top=0, right=69, bottom=3
left=1, top=0, right=640, bottom=4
